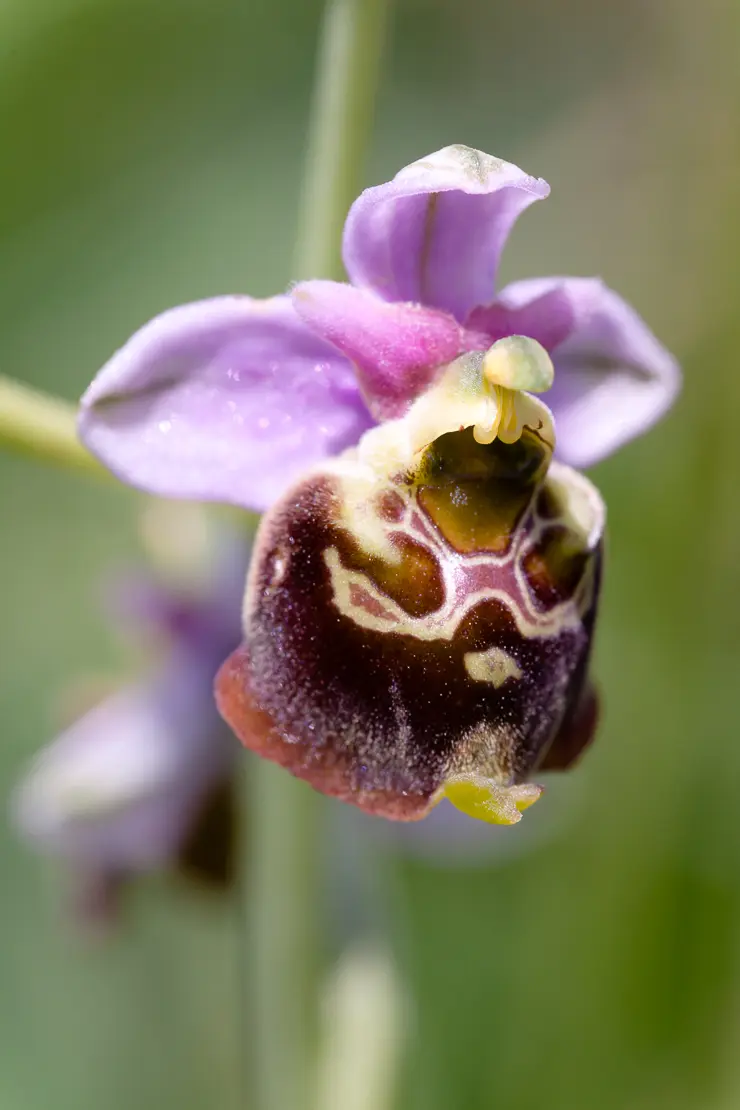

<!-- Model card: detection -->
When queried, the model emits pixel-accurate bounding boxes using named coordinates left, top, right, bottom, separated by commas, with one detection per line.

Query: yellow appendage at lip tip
left=442, top=773, right=544, bottom=825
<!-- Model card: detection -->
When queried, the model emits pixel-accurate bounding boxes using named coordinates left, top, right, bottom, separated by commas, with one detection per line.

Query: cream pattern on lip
left=218, top=339, right=603, bottom=826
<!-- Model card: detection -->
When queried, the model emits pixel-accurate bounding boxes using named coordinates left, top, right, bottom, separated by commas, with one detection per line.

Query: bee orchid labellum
left=216, top=338, right=604, bottom=823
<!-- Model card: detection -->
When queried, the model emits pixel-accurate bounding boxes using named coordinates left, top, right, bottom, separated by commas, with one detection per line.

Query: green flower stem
left=244, top=763, right=320, bottom=1110
left=293, top=0, right=391, bottom=283
left=315, top=944, right=405, bottom=1110
left=0, top=374, right=110, bottom=479
left=245, top=2, right=391, bottom=1110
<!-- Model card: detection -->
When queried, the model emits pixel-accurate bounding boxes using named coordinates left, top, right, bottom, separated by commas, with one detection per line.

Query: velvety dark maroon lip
left=216, top=645, right=435, bottom=821
left=215, top=422, right=602, bottom=821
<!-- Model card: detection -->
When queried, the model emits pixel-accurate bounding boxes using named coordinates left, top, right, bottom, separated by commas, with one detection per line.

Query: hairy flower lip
left=221, top=414, right=604, bottom=822
left=215, top=645, right=436, bottom=821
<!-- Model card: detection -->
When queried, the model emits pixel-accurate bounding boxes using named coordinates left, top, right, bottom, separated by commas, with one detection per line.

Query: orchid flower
left=77, top=145, right=679, bottom=826
left=12, top=525, right=248, bottom=922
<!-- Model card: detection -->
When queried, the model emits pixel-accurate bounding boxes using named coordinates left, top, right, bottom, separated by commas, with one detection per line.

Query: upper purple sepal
left=342, top=145, right=549, bottom=321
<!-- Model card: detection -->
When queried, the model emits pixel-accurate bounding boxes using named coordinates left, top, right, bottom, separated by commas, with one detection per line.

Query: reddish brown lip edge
left=215, top=644, right=434, bottom=821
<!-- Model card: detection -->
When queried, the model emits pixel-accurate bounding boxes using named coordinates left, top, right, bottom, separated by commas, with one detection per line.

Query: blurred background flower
left=2, top=0, right=740, bottom=1108
left=11, top=505, right=248, bottom=927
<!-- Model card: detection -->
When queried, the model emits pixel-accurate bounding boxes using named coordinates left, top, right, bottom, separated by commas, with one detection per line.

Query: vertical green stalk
left=244, top=2, right=391, bottom=1109
left=293, top=0, right=391, bottom=283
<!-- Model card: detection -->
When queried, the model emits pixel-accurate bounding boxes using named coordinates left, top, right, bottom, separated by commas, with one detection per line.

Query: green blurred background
left=2, top=0, right=740, bottom=1107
